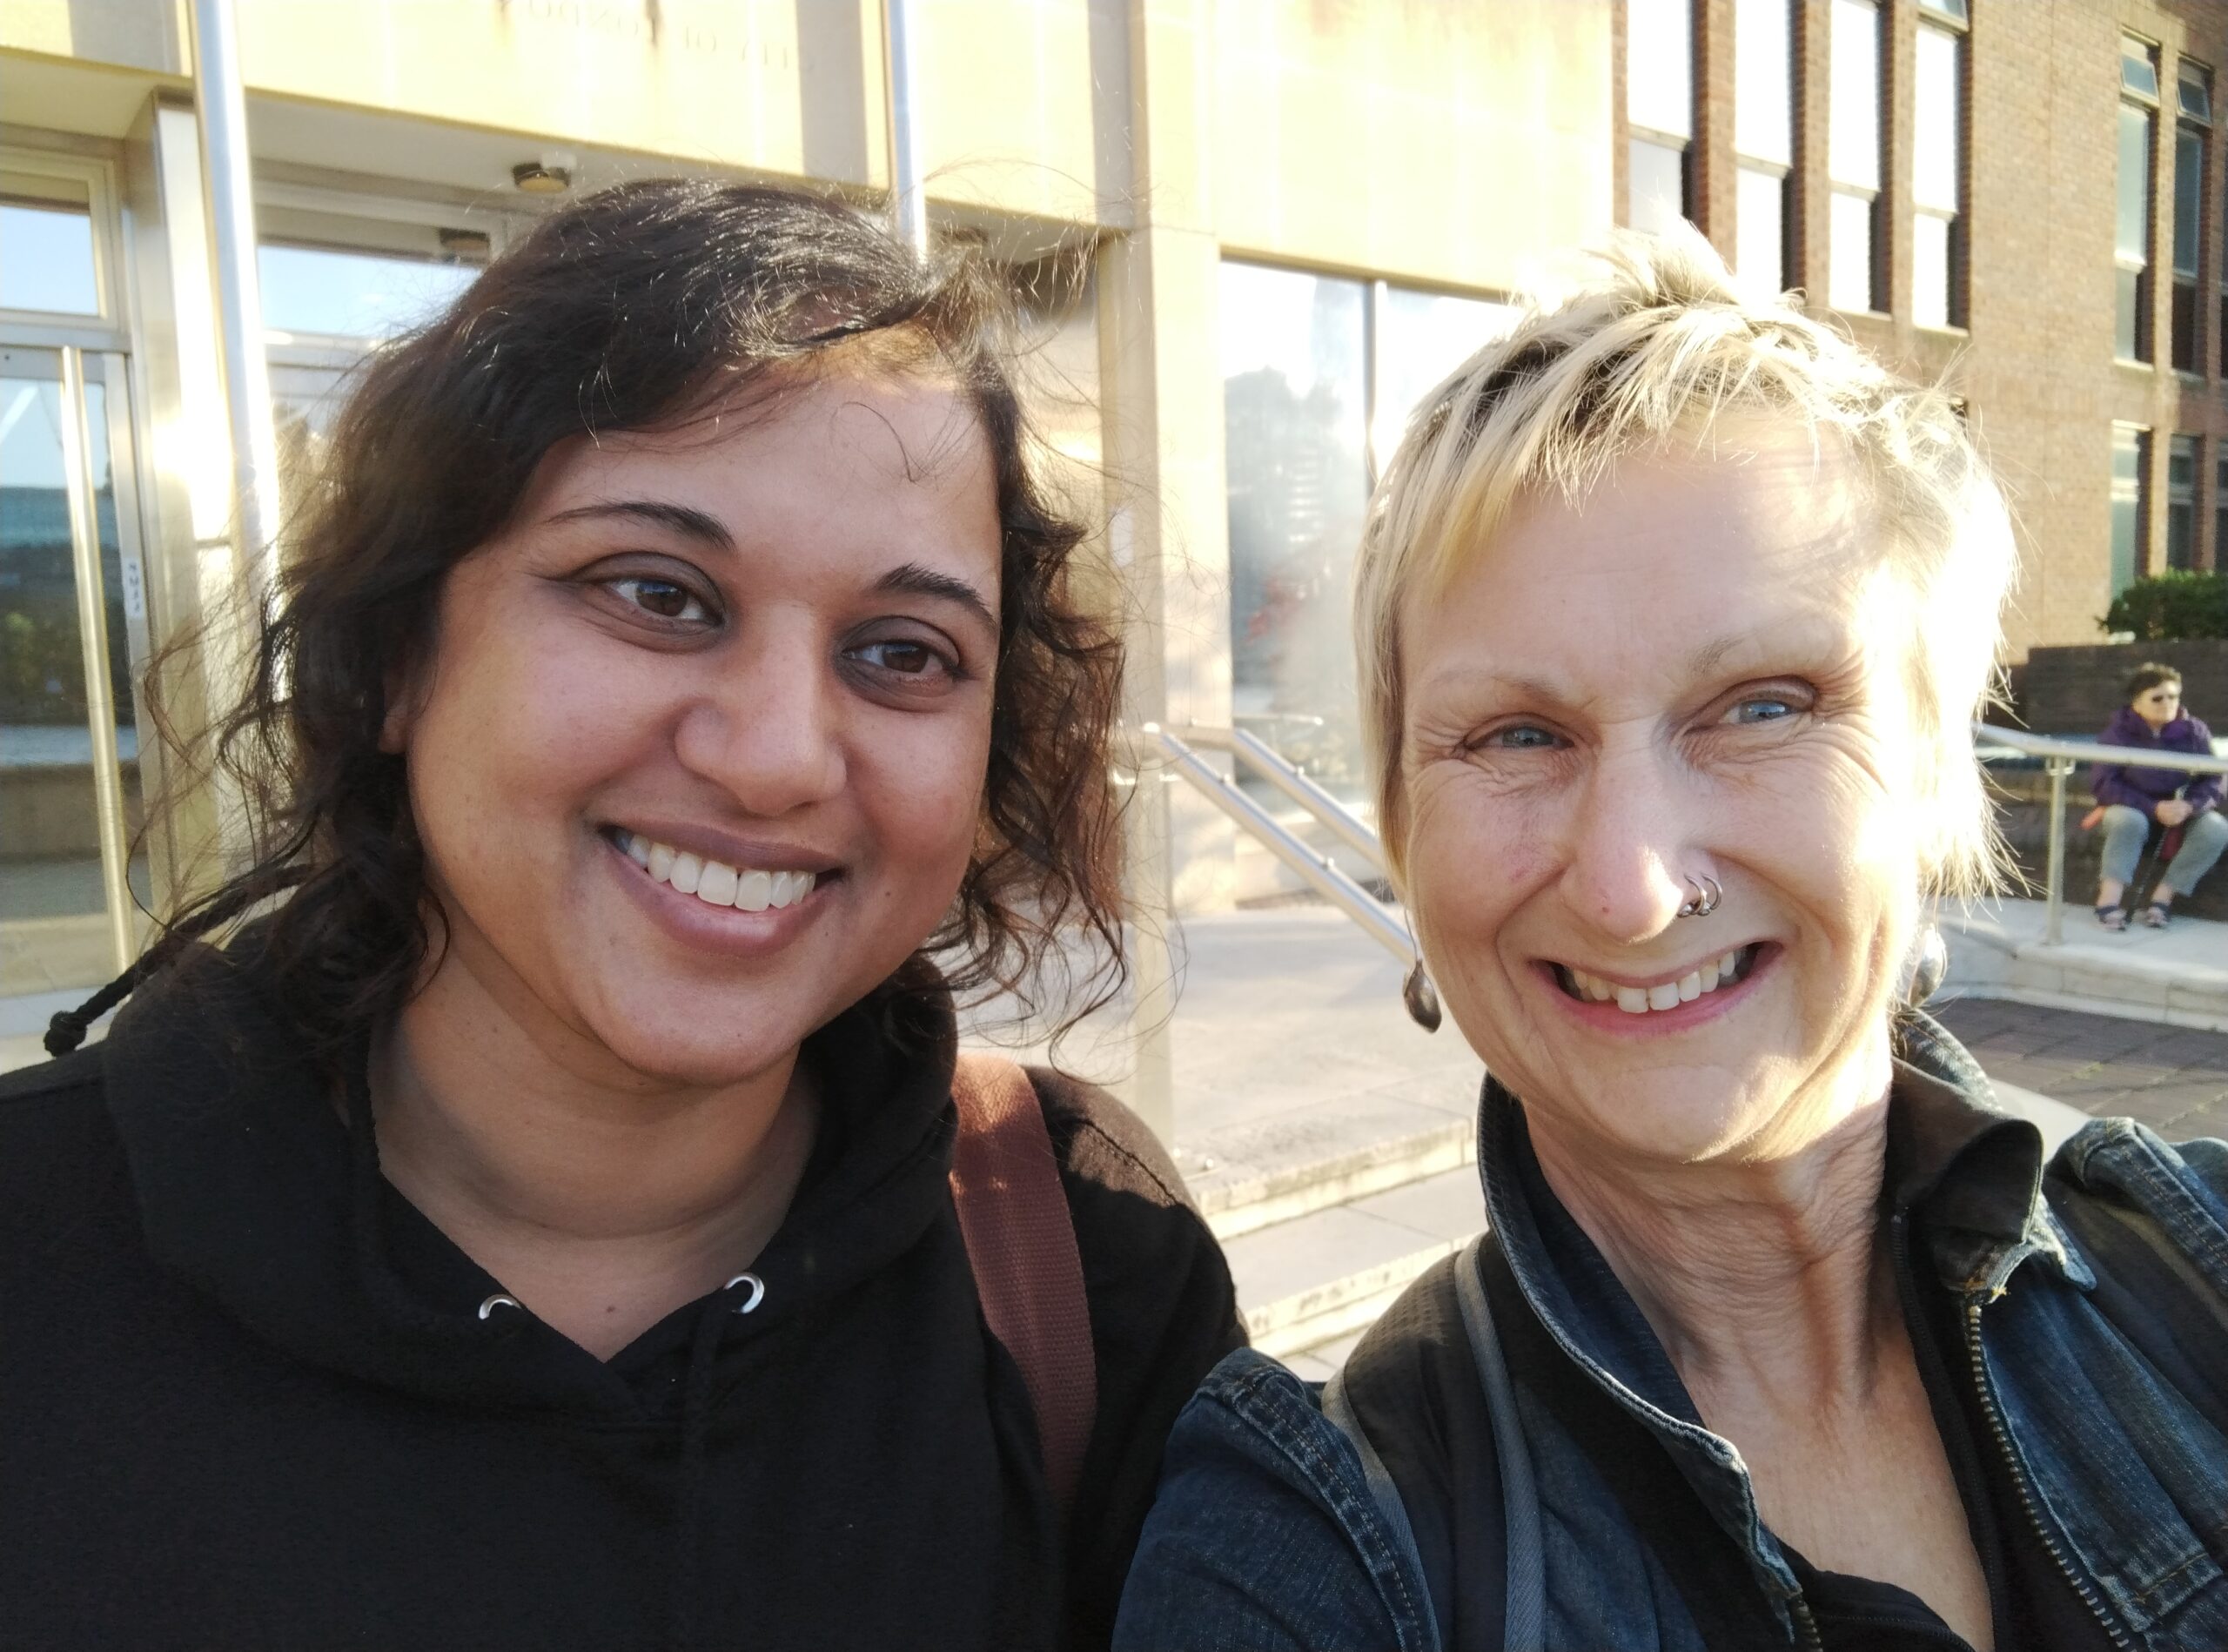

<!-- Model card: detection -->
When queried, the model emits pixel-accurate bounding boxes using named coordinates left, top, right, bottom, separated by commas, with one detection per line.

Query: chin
left=579, top=979, right=833, bottom=1088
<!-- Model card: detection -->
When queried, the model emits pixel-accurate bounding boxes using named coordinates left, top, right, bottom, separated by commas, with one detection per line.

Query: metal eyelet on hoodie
left=725, top=1273, right=766, bottom=1314
left=477, top=1293, right=522, bottom=1321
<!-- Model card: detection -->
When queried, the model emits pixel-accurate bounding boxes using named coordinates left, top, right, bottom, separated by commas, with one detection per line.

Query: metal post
left=58, top=349, right=138, bottom=973
left=882, top=0, right=929, bottom=252
left=2043, top=757, right=2070, bottom=946
left=186, top=0, right=284, bottom=603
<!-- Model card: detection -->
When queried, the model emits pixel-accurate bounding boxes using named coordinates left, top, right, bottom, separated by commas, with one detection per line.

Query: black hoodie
left=0, top=937, right=1242, bottom=1651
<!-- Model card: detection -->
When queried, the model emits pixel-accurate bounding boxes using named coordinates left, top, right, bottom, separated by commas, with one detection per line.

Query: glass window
left=1916, top=0, right=1967, bottom=19
left=258, top=243, right=480, bottom=340
left=2182, top=61, right=2214, bottom=124
left=1735, top=167, right=1786, bottom=300
left=1829, top=0, right=1882, bottom=191
left=1372, top=286, right=1515, bottom=469
left=1914, top=213, right=1952, bottom=328
left=0, top=199, right=99, bottom=316
left=2168, top=435, right=2198, bottom=569
left=1829, top=191, right=1878, bottom=312
left=2176, top=124, right=2206, bottom=279
left=2216, top=447, right=2228, bottom=568
left=1220, top=262, right=1371, bottom=797
left=2111, top=425, right=2148, bottom=594
left=1913, top=26, right=1962, bottom=215
left=2119, top=104, right=2157, bottom=264
left=1627, top=0, right=1694, bottom=140
left=1630, top=138, right=1689, bottom=236
left=2124, top=39, right=2162, bottom=104
left=1735, top=0, right=1793, bottom=169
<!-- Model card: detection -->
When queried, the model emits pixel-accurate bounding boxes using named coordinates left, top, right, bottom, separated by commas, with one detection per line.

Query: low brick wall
left=1990, top=770, right=2228, bottom=923
left=2020, top=641, right=2228, bottom=735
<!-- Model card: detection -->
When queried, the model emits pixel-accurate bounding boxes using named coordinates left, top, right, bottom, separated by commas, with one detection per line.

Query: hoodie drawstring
left=667, top=1273, right=764, bottom=1652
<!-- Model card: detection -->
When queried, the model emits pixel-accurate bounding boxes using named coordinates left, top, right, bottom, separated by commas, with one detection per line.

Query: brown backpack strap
left=948, top=1051, right=1098, bottom=1519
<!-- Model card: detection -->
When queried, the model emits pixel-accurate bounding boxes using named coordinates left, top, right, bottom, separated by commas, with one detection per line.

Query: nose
left=671, top=623, right=847, bottom=816
left=1556, top=739, right=1705, bottom=945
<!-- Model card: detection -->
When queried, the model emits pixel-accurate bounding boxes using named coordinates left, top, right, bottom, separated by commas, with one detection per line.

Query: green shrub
left=2103, top=570, right=2228, bottom=641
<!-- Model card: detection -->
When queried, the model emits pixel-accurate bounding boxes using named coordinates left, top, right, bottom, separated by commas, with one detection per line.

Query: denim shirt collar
left=1473, top=1007, right=2093, bottom=1627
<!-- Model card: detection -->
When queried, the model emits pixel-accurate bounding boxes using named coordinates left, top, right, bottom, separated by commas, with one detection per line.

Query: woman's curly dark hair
left=129, top=178, right=1124, bottom=1060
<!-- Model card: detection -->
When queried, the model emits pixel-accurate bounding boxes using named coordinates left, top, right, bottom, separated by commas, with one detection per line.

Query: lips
left=1554, top=944, right=1763, bottom=1015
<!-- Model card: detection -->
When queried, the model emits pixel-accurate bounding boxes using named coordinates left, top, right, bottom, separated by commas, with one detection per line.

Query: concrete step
left=1185, top=1090, right=1475, bottom=1241
left=1941, top=898, right=2228, bottom=1033
left=1226, top=1163, right=1484, bottom=1358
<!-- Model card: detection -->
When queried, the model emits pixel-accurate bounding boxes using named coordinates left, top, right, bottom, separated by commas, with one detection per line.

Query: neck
left=370, top=932, right=818, bottom=1359
left=1526, top=1039, right=1898, bottom=1411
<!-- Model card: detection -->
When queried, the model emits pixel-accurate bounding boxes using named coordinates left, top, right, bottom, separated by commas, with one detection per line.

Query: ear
left=377, top=659, right=420, bottom=755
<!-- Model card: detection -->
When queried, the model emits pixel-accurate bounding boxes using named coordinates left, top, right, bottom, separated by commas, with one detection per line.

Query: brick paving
left=1933, top=998, right=2228, bottom=1144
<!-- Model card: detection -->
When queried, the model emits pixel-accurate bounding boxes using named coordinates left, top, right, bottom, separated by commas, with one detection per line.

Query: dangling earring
left=1903, top=924, right=1947, bottom=1007
left=1400, top=911, right=1441, bottom=1032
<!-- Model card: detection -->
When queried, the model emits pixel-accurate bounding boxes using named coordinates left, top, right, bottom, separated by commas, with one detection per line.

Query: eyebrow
left=543, top=500, right=735, bottom=548
left=875, top=561, right=999, bottom=636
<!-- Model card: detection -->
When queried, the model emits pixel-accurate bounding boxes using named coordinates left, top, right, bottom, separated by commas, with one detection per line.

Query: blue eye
left=1727, top=697, right=1796, bottom=725
left=1480, top=724, right=1562, bottom=750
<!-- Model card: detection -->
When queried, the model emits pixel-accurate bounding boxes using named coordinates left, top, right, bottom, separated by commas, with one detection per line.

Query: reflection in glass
left=1735, top=167, right=1786, bottom=300
left=0, top=202, right=100, bottom=316
left=1221, top=263, right=1370, bottom=798
left=259, top=244, right=480, bottom=339
left=0, top=373, right=146, bottom=991
left=1630, top=138, right=1688, bottom=238
left=2110, top=426, right=2147, bottom=596
left=1734, top=0, right=1793, bottom=169
left=1913, top=26, right=1963, bottom=215
left=1627, top=0, right=1694, bottom=140
left=1372, top=287, right=1515, bottom=467
left=1829, top=191, right=1876, bottom=312
left=1829, top=0, right=1881, bottom=192
left=1913, top=213, right=1952, bottom=330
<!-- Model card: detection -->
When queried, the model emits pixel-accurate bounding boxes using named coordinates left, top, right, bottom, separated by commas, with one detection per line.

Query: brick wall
left=1625, top=0, right=2228, bottom=661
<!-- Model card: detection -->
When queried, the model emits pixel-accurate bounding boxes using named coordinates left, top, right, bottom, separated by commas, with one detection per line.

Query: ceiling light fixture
left=511, top=151, right=576, bottom=194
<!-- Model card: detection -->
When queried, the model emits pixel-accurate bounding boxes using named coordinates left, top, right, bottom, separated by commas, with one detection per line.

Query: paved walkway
left=1931, top=996, right=2228, bottom=1142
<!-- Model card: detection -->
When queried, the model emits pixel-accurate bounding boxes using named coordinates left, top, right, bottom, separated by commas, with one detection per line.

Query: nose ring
left=1677, top=875, right=1721, bottom=918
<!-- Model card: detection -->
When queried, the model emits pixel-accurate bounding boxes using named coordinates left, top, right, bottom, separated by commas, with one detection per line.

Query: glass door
left=0, top=344, right=151, bottom=1002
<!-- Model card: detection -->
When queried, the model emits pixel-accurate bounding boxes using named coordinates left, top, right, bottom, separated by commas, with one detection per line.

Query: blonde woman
left=1116, top=234, right=2228, bottom=1650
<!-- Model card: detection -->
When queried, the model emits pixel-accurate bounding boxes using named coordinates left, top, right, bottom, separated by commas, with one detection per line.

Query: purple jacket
left=2091, top=706, right=2224, bottom=816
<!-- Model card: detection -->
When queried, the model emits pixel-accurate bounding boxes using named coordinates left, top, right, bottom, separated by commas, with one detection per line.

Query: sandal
left=2141, top=902, right=2172, bottom=930
left=2097, top=904, right=2128, bottom=931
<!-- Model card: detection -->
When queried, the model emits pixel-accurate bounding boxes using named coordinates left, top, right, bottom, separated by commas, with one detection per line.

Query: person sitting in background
left=2090, top=662, right=2225, bottom=930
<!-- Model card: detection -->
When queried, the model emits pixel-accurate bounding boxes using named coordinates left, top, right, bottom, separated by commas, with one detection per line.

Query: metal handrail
left=1974, top=722, right=2227, bottom=946
left=1138, top=723, right=1417, bottom=970
left=1171, top=723, right=1387, bottom=872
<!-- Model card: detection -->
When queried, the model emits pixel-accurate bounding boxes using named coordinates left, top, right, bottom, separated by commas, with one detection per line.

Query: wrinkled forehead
left=1401, top=426, right=1901, bottom=670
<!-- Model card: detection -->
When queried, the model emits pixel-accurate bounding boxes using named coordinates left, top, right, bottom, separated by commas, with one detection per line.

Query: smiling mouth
left=607, top=828, right=827, bottom=914
left=1552, top=944, right=1765, bottom=1015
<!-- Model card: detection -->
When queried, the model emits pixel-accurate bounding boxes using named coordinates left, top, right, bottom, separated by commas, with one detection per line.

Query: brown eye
left=612, top=577, right=708, bottom=623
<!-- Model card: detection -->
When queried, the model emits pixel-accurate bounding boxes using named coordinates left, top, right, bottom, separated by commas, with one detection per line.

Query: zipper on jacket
left=1962, top=1297, right=2132, bottom=1650
left=1791, top=1592, right=1825, bottom=1652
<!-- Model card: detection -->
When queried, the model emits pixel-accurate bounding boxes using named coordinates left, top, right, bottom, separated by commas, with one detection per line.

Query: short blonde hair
left=1354, top=229, right=2017, bottom=898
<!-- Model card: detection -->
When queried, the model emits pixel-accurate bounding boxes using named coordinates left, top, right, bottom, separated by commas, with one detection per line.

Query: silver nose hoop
left=1677, top=875, right=1721, bottom=918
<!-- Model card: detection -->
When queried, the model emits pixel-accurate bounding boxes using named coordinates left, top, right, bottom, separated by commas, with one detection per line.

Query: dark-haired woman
left=2090, top=662, right=2225, bottom=929
left=0, top=181, right=1240, bottom=1652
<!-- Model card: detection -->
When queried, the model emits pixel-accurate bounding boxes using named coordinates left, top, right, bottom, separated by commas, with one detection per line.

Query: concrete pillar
left=1094, top=0, right=1239, bottom=1142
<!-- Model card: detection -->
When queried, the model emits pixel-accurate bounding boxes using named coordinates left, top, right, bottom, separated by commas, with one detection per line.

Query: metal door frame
left=0, top=341, right=154, bottom=975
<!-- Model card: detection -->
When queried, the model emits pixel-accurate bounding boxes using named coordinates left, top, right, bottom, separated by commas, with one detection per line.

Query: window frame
left=1826, top=0, right=1886, bottom=315
left=1625, top=0, right=1698, bottom=234
left=1911, top=8, right=1969, bottom=332
left=2111, top=422, right=2151, bottom=594
left=2167, top=433, right=2198, bottom=570
left=2171, top=61, right=2211, bottom=377
left=2119, top=37, right=2162, bottom=366
left=0, top=144, right=128, bottom=351
left=1729, top=0, right=1795, bottom=299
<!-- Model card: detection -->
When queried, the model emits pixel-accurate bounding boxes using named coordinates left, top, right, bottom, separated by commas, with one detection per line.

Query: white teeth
left=1573, top=945, right=1755, bottom=1016
left=697, top=861, right=738, bottom=906
left=620, top=832, right=822, bottom=914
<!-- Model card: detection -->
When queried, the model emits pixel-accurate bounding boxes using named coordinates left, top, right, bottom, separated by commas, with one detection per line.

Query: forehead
left=1404, top=430, right=1898, bottom=701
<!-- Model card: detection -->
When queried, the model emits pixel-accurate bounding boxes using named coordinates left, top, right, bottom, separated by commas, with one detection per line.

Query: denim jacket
left=1115, top=1014, right=2228, bottom=1651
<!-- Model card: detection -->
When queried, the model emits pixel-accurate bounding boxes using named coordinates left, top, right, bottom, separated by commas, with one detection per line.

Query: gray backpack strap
left=1452, top=1233, right=1545, bottom=1651
left=1320, top=1368, right=1441, bottom=1651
